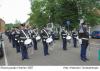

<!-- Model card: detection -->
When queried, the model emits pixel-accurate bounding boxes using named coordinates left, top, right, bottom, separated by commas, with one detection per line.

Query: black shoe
left=47, top=53, right=50, bottom=55
left=34, top=48, right=38, bottom=50
left=63, top=48, right=67, bottom=50
left=85, top=58, right=89, bottom=61
left=44, top=54, right=47, bottom=56
left=22, top=58, right=24, bottom=60
left=81, top=58, right=87, bottom=62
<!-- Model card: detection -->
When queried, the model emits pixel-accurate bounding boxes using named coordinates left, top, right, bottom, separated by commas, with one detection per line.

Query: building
left=0, top=18, right=5, bottom=32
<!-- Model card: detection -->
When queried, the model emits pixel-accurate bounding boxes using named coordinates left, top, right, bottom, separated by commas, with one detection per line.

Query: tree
left=76, top=0, right=100, bottom=26
left=29, top=0, right=100, bottom=29
left=29, top=0, right=78, bottom=29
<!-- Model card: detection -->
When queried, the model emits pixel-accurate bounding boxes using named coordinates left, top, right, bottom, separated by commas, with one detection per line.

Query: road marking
left=90, top=43, right=100, bottom=46
left=2, top=40, right=8, bottom=66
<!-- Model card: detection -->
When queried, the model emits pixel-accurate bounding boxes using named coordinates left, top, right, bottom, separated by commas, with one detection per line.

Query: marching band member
left=72, top=30, right=78, bottom=48
left=19, top=24, right=29, bottom=60
left=5, top=30, right=12, bottom=42
left=31, top=28, right=38, bottom=50
left=78, top=22, right=89, bottom=62
left=61, top=27, right=67, bottom=50
left=41, top=27, right=49, bottom=56
left=14, top=27, right=21, bottom=53
left=51, top=31, right=55, bottom=42
left=11, top=28, right=16, bottom=48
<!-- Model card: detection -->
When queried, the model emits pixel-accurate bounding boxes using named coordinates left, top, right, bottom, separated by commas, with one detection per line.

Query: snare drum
left=24, top=39, right=32, bottom=45
left=66, top=36, right=72, bottom=40
left=36, top=36, right=41, bottom=41
left=46, top=37, right=53, bottom=43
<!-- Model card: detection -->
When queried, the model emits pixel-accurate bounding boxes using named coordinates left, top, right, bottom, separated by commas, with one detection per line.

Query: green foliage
left=76, top=0, right=100, bottom=26
left=29, top=0, right=78, bottom=29
left=5, top=20, right=21, bottom=30
left=5, top=24, right=13, bottom=30
left=29, top=0, right=100, bottom=29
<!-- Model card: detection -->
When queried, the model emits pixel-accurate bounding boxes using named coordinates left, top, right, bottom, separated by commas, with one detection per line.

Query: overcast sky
left=0, top=0, right=31, bottom=24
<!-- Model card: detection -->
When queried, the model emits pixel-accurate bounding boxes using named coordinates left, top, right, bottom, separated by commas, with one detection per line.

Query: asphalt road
left=0, top=35, right=100, bottom=66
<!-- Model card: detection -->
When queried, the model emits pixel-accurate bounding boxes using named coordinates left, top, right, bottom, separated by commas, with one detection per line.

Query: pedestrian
left=78, top=22, right=89, bottom=62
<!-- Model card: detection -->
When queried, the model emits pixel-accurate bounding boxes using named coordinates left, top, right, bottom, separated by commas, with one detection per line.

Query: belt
left=62, top=34, right=67, bottom=35
left=82, top=38, right=89, bottom=40
left=63, top=37, right=66, bottom=38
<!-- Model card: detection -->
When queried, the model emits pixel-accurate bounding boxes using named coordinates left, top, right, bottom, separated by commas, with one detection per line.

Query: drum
left=46, top=37, right=53, bottom=44
left=66, top=36, right=72, bottom=40
left=76, top=36, right=79, bottom=40
left=24, top=39, right=32, bottom=45
left=78, top=39, right=82, bottom=44
left=36, top=36, right=41, bottom=41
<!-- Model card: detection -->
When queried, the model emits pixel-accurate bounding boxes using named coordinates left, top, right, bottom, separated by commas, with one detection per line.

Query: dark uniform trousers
left=42, top=39, right=49, bottom=56
left=20, top=43, right=29, bottom=60
left=61, top=32, right=67, bottom=50
left=72, top=32, right=77, bottom=48
left=15, top=40, right=20, bottom=53
left=32, top=38, right=37, bottom=50
left=41, top=29, right=49, bottom=56
left=80, top=39, right=89, bottom=59
left=62, top=38, right=67, bottom=50
left=12, top=38, right=16, bottom=48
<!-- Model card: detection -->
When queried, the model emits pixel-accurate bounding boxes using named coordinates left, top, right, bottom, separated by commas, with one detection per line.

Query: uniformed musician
left=78, top=22, right=89, bottom=62
left=19, top=24, right=29, bottom=60
left=31, top=28, right=38, bottom=50
left=72, top=30, right=77, bottom=48
left=14, top=27, right=21, bottom=53
left=61, top=27, right=67, bottom=50
left=41, top=27, right=49, bottom=56
left=51, top=31, right=55, bottom=42
left=11, top=28, right=16, bottom=48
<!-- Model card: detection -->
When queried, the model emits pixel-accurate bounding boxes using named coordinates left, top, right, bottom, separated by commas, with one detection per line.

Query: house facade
left=0, top=18, right=5, bottom=32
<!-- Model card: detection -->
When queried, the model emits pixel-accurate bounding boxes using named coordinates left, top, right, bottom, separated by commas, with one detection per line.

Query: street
left=0, top=35, right=100, bottom=66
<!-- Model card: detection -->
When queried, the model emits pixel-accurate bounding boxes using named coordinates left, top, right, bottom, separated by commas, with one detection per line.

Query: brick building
left=0, top=18, right=5, bottom=32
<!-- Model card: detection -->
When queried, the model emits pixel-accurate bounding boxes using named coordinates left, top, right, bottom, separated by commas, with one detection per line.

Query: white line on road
left=2, top=40, right=8, bottom=66
left=90, top=43, right=100, bottom=46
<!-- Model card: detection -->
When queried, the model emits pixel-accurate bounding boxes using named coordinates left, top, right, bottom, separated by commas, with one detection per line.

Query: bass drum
left=46, top=37, right=53, bottom=44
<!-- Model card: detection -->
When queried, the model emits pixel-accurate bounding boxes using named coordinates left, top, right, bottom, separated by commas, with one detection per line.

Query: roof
left=0, top=18, right=5, bottom=24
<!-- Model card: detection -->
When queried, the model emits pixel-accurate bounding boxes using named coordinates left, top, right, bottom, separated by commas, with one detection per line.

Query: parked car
left=46, top=23, right=60, bottom=40
left=0, top=33, right=4, bottom=59
left=91, top=31, right=100, bottom=39
left=53, top=28, right=60, bottom=40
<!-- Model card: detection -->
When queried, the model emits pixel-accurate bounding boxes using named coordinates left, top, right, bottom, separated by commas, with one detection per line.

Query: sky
left=0, top=0, right=31, bottom=24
